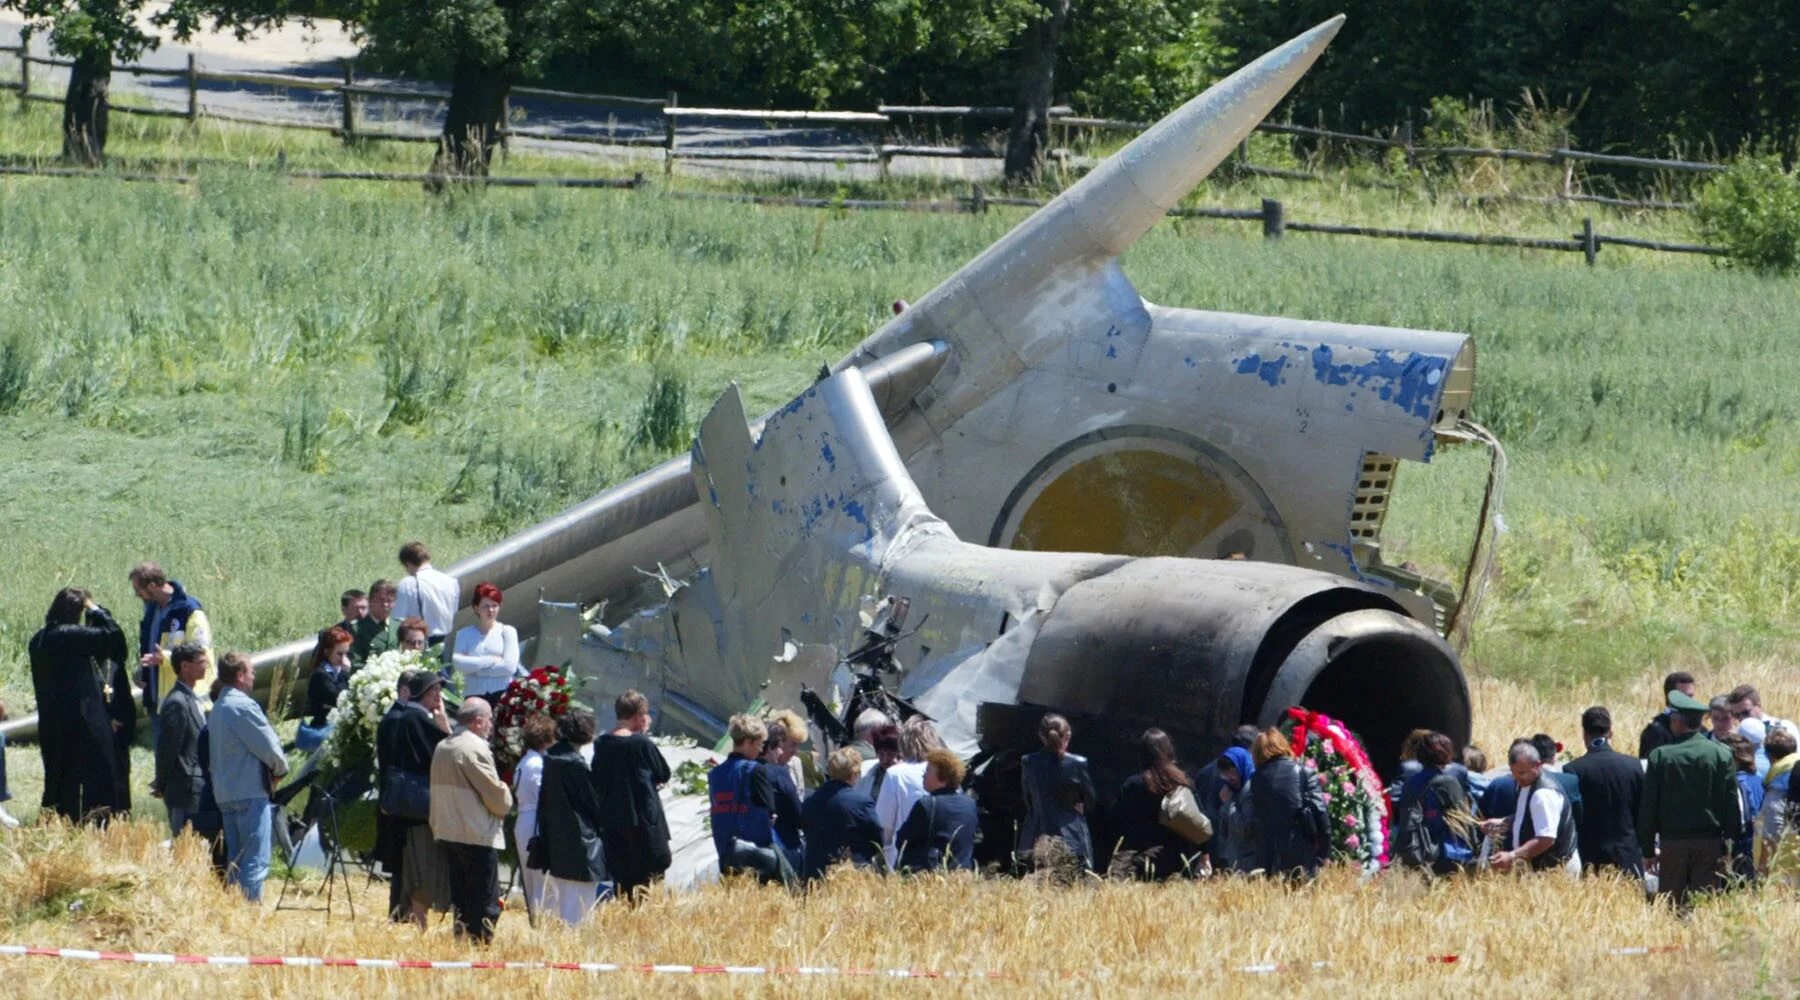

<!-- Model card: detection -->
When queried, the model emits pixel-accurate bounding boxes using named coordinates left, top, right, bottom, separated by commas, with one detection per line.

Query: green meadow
left=0, top=108, right=1794, bottom=741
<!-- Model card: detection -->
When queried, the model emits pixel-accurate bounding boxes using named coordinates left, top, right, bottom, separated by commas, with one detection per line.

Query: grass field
left=0, top=101, right=1796, bottom=993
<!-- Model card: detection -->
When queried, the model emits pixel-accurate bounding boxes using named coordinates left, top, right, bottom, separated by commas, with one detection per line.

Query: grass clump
left=632, top=369, right=690, bottom=452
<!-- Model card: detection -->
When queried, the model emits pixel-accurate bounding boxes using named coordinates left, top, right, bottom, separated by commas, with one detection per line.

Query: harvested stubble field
left=0, top=111, right=1797, bottom=994
left=2, top=819, right=1797, bottom=998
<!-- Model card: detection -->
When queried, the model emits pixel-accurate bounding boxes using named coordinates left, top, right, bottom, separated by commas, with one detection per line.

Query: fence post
left=1261, top=198, right=1285, bottom=239
left=185, top=53, right=198, bottom=122
left=499, top=93, right=510, bottom=158
left=970, top=183, right=987, bottom=215
left=664, top=90, right=678, bottom=176
left=876, top=97, right=890, bottom=181
left=18, top=35, right=29, bottom=113
left=1581, top=217, right=1598, bottom=266
left=339, top=60, right=358, bottom=144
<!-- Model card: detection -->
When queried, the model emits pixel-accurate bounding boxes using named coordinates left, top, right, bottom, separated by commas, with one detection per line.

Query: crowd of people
left=9, top=546, right=1796, bottom=938
left=1387, top=671, right=1797, bottom=913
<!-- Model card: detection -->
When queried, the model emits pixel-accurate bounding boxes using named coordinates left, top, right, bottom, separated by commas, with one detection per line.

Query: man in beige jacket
left=430, top=697, right=512, bottom=943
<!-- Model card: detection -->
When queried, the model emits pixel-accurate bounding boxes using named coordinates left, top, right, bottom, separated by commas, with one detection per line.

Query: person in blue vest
left=709, top=714, right=790, bottom=884
left=896, top=749, right=978, bottom=874
left=800, top=747, right=884, bottom=880
left=130, top=562, right=213, bottom=742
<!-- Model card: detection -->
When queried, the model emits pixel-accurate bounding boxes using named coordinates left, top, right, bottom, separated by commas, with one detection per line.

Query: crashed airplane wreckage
left=2, top=16, right=1502, bottom=792
left=558, top=12, right=1492, bottom=775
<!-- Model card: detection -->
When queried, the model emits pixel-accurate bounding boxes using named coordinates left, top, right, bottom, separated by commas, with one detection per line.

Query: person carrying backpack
left=1395, top=732, right=1479, bottom=875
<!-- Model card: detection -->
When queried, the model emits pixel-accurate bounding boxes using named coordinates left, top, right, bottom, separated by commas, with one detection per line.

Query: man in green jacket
left=1639, top=690, right=1741, bottom=912
left=351, top=579, right=400, bottom=667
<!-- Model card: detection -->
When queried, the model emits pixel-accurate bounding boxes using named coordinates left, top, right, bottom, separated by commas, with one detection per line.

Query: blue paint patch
left=1308, top=346, right=1444, bottom=420
left=1183, top=356, right=1196, bottom=368
left=771, top=499, right=785, bottom=514
left=820, top=441, right=835, bottom=469
left=843, top=499, right=873, bottom=541
left=1234, top=353, right=1287, bottom=387
left=1105, top=345, right=1118, bottom=359
left=799, top=612, right=815, bottom=625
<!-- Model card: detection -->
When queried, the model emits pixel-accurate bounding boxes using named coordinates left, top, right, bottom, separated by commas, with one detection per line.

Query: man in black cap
left=380, top=670, right=452, bottom=927
left=1564, top=706, right=1644, bottom=876
left=1640, top=689, right=1740, bottom=912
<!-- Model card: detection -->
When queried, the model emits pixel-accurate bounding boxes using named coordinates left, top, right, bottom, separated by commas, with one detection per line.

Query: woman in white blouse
left=511, top=715, right=556, bottom=920
left=451, top=581, right=522, bottom=699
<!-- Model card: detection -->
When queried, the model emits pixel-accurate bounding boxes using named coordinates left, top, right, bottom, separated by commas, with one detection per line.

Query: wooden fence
left=0, top=38, right=1073, bottom=177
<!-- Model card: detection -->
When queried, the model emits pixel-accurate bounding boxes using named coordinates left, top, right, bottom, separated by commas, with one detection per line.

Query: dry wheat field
left=4, top=661, right=1800, bottom=998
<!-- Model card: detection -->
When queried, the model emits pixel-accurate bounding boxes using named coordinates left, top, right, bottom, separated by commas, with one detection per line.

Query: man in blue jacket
left=207, top=650, right=289, bottom=903
left=897, top=749, right=978, bottom=873
left=801, top=748, right=883, bottom=880
left=130, top=562, right=212, bottom=732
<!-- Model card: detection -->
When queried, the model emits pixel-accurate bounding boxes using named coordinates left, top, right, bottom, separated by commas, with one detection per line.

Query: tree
left=1003, top=0, right=1071, bottom=186
left=161, top=0, right=598, bottom=178
left=591, top=0, right=1031, bottom=109
left=3, top=0, right=159, bottom=163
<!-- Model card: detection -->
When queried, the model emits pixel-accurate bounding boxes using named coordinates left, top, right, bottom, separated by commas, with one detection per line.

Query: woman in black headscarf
left=28, top=587, right=130, bottom=823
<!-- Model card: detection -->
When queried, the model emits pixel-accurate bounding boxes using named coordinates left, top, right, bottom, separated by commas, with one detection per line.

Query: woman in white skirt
left=510, top=714, right=557, bottom=920
left=535, top=708, right=607, bottom=925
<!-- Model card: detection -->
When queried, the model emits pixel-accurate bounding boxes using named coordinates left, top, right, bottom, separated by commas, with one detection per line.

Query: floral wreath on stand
left=1287, top=707, right=1390, bottom=872
left=491, top=665, right=578, bottom=782
left=318, top=648, right=433, bottom=783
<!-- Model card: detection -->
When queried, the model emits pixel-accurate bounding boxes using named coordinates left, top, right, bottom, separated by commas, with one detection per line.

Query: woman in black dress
left=590, top=689, right=672, bottom=902
left=1116, top=728, right=1205, bottom=880
left=28, top=588, right=129, bottom=824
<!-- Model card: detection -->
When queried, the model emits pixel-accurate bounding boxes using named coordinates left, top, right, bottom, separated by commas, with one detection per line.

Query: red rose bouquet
left=491, top=665, right=578, bottom=781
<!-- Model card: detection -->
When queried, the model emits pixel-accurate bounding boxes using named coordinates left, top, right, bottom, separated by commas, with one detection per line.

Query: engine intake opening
left=1296, top=634, right=1470, bottom=782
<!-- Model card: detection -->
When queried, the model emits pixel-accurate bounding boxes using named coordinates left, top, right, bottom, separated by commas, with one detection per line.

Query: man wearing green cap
left=1639, top=689, right=1741, bottom=912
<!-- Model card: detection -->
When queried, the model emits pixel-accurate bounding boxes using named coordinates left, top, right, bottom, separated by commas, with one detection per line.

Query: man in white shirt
left=1490, top=740, right=1580, bottom=877
left=394, top=541, right=462, bottom=644
left=1720, top=683, right=1792, bottom=776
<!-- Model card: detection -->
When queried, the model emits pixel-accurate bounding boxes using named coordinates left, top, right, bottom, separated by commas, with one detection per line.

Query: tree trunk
left=432, top=57, right=510, bottom=181
left=62, top=50, right=112, bottom=166
left=1003, top=0, right=1072, bottom=187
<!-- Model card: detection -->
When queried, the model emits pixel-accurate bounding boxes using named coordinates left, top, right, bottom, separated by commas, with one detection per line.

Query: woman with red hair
left=451, top=582, right=521, bottom=699
left=298, top=625, right=353, bottom=751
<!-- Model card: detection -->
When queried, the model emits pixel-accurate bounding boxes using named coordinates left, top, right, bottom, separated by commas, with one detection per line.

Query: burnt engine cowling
left=967, top=558, right=1466, bottom=868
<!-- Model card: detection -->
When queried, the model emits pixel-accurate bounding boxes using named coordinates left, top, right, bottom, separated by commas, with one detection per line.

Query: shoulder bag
left=379, top=767, right=431, bottom=821
left=1158, top=785, right=1214, bottom=845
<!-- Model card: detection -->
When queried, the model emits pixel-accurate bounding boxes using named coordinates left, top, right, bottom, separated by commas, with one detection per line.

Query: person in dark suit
left=151, top=646, right=209, bottom=836
left=1563, top=706, right=1645, bottom=876
left=897, top=749, right=978, bottom=874
left=1016, top=713, right=1096, bottom=869
left=801, top=747, right=884, bottom=880
left=1639, top=671, right=1697, bottom=760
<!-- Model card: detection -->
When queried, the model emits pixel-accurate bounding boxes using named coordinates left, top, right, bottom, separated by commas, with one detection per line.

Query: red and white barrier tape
left=0, top=945, right=1005, bottom=978
left=0, top=942, right=1683, bottom=978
